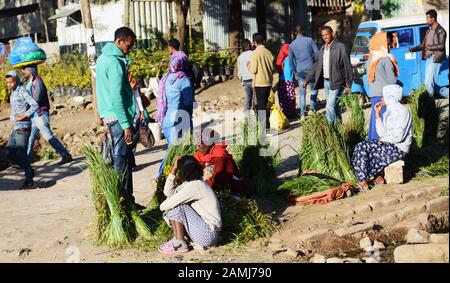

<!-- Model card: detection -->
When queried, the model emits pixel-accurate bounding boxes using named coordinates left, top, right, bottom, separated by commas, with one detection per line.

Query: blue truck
left=350, top=14, right=449, bottom=97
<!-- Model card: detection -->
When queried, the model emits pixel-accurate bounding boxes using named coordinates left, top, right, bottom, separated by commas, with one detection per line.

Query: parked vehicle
left=351, top=14, right=449, bottom=97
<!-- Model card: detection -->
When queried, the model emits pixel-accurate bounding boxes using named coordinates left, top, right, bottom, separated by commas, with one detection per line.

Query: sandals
left=357, top=183, right=370, bottom=193
left=158, top=240, right=189, bottom=255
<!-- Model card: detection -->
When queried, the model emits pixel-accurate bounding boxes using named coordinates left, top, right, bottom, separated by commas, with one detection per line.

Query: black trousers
left=254, top=86, right=271, bottom=129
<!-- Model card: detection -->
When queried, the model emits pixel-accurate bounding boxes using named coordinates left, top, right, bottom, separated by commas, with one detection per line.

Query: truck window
left=351, top=35, right=370, bottom=55
left=394, top=28, right=414, bottom=47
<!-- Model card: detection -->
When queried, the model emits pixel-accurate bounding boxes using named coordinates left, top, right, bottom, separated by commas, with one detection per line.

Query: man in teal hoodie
left=96, top=27, right=137, bottom=199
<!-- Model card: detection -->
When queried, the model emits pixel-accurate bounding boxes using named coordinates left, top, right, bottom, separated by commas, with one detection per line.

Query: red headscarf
left=276, top=43, right=290, bottom=73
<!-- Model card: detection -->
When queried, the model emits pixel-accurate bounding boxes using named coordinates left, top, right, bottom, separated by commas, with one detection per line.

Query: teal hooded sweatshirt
left=96, top=42, right=135, bottom=129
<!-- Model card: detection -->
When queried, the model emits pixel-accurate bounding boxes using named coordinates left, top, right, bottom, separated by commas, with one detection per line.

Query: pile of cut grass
left=228, top=120, right=281, bottom=196
left=220, top=195, right=276, bottom=248
left=278, top=174, right=341, bottom=197
left=406, top=87, right=442, bottom=149
left=300, top=113, right=357, bottom=183
left=338, top=94, right=367, bottom=156
left=84, top=146, right=152, bottom=247
left=414, top=156, right=449, bottom=179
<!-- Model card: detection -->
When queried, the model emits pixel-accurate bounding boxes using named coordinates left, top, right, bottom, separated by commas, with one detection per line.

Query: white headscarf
left=377, top=84, right=412, bottom=153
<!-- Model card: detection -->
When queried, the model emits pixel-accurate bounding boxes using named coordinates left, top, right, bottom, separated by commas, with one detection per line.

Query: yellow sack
left=267, top=90, right=275, bottom=110
left=269, top=104, right=290, bottom=131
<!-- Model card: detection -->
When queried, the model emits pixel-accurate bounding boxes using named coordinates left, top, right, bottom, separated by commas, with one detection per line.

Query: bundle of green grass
left=228, top=120, right=280, bottom=196
left=407, top=86, right=442, bottom=149
left=300, top=112, right=358, bottom=184
left=84, top=146, right=152, bottom=247
left=338, top=94, right=367, bottom=155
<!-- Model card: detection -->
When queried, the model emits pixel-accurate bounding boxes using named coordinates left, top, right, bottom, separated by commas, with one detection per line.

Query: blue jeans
left=324, top=79, right=343, bottom=126
left=425, top=57, right=449, bottom=98
left=297, top=69, right=318, bottom=117
left=7, top=129, right=33, bottom=183
left=27, top=112, right=71, bottom=158
left=108, top=121, right=134, bottom=197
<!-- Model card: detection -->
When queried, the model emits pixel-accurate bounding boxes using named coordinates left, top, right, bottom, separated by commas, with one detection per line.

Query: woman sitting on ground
left=193, top=129, right=247, bottom=197
left=352, top=84, right=412, bottom=191
left=159, top=156, right=222, bottom=254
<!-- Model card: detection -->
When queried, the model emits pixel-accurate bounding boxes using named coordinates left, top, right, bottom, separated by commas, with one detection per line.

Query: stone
left=411, top=190, right=425, bottom=199
left=285, top=248, right=300, bottom=258
left=310, top=253, right=326, bottom=263
left=381, top=197, right=400, bottom=206
left=426, top=197, right=449, bottom=214
left=394, top=244, right=449, bottom=263
left=363, top=257, right=379, bottom=263
left=63, top=133, right=72, bottom=142
left=418, top=211, right=449, bottom=233
left=376, top=212, right=399, bottom=227
left=84, top=102, right=93, bottom=110
left=429, top=234, right=449, bottom=244
left=343, top=258, right=362, bottom=263
left=398, top=204, right=426, bottom=220
left=384, top=160, right=404, bottom=184
left=373, top=240, right=385, bottom=251
left=297, top=229, right=331, bottom=244
left=334, top=222, right=375, bottom=237
left=359, top=236, right=372, bottom=250
left=73, top=96, right=85, bottom=106
left=406, top=228, right=430, bottom=244
left=326, top=257, right=344, bottom=263
left=353, top=204, right=373, bottom=214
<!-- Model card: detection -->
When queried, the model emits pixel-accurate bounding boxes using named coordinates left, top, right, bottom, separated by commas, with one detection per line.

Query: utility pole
left=80, top=0, right=98, bottom=116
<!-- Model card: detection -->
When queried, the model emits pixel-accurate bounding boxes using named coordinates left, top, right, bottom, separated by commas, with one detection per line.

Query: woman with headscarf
left=276, top=43, right=296, bottom=118
left=366, top=32, right=400, bottom=140
left=155, top=51, right=194, bottom=178
left=21, top=65, right=73, bottom=164
left=352, top=84, right=412, bottom=191
left=193, top=128, right=247, bottom=197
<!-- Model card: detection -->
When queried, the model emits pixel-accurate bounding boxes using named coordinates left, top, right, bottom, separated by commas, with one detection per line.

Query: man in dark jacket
left=303, top=26, right=352, bottom=126
left=409, top=9, right=448, bottom=98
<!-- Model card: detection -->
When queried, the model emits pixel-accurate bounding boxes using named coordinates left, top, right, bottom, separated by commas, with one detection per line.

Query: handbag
left=139, top=123, right=155, bottom=148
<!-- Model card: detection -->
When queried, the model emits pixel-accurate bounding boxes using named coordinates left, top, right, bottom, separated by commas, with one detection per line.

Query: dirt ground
left=0, top=79, right=448, bottom=263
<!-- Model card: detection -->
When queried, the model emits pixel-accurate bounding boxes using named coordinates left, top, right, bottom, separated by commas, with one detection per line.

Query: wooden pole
left=123, top=0, right=130, bottom=27
left=80, top=0, right=99, bottom=117
left=188, top=9, right=192, bottom=51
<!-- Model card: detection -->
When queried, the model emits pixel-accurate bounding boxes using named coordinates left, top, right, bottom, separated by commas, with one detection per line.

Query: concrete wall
left=38, top=41, right=60, bottom=64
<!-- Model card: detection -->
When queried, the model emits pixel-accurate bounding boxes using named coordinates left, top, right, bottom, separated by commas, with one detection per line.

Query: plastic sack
left=101, top=133, right=114, bottom=166
left=269, top=104, right=290, bottom=131
left=267, top=90, right=275, bottom=110
left=8, top=37, right=46, bottom=68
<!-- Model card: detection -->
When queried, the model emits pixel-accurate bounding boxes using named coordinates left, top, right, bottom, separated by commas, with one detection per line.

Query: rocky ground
left=0, top=79, right=448, bottom=263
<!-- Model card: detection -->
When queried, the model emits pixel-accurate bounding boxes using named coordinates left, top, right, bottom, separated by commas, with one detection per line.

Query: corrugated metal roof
left=202, top=0, right=229, bottom=50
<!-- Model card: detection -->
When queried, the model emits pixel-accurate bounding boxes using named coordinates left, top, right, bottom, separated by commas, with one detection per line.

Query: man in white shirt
left=237, top=39, right=254, bottom=111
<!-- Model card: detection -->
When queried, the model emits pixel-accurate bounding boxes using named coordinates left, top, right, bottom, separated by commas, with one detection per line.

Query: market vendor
left=193, top=129, right=247, bottom=197
left=351, top=84, right=412, bottom=191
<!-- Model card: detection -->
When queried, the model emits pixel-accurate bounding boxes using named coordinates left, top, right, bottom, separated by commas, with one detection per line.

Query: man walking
left=22, top=65, right=73, bottom=164
left=409, top=9, right=448, bottom=98
left=96, top=27, right=138, bottom=202
left=5, top=70, right=38, bottom=189
left=249, top=33, right=274, bottom=130
left=288, top=25, right=319, bottom=120
left=237, top=39, right=254, bottom=112
left=303, top=26, right=352, bottom=126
